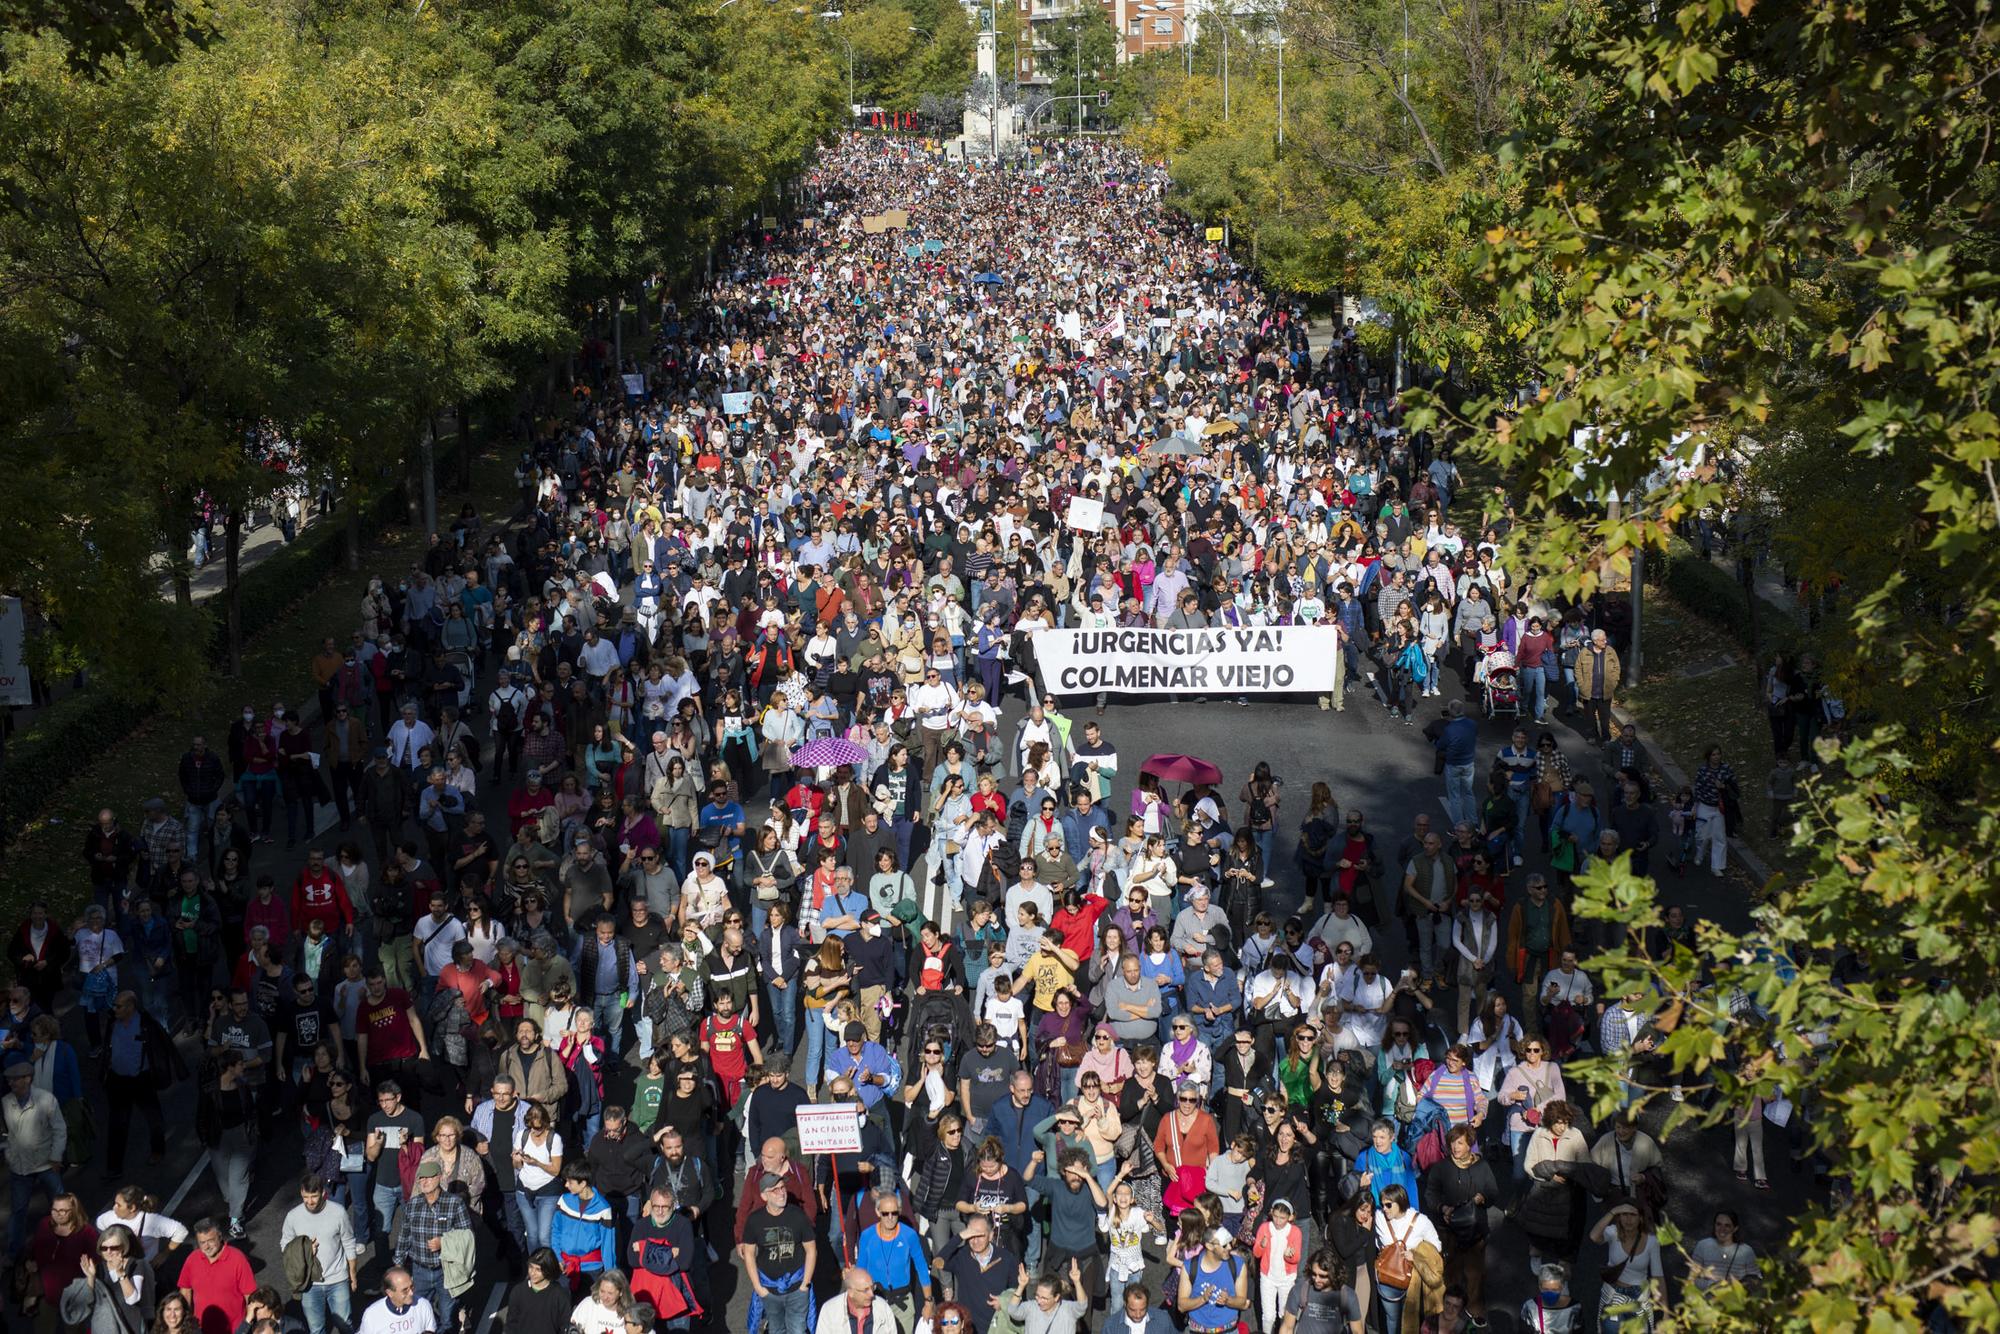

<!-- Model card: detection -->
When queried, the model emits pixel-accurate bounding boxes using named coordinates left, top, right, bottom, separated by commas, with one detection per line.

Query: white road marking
left=164, top=1150, right=211, bottom=1215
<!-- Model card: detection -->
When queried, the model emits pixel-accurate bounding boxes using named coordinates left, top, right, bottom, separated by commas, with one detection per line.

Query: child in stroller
left=1481, top=646, right=1521, bottom=720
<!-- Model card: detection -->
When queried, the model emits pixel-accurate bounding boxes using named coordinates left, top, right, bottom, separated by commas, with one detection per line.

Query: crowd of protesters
left=0, top=135, right=1782, bottom=1334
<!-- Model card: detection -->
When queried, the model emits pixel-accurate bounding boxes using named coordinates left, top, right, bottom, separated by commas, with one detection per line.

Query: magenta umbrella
left=1140, top=753, right=1223, bottom=785
left=792, top=736, right=871, bottom=769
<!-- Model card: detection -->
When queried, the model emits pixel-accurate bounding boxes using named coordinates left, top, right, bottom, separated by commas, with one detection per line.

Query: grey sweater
left=1100, top=975, right=1162, bottom=1041
left=280, top=1200, right=359, bottom=1286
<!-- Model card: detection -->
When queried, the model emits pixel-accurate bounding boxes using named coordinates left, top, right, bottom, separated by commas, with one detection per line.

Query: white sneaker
left=1260, top=878, right=1275, bottom=888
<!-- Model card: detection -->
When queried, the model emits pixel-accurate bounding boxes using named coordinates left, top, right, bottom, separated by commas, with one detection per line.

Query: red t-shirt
left=439, top=960, right=497, bottom=1025
left=358, top=987, right=421, bottom=1061
left=178, top=1243, right=256, bottom=1334
left=701, top=1013, right=749, bottom=1078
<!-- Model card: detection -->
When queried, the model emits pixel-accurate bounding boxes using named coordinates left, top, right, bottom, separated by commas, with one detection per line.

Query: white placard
left=721, top=392, right=754, bottom=416
left=622, top=373, right=646, bottom=398
left=797, top=1104, right=864, bottom=1155
left=0, top=597, right=29, bottom=707
left=1032, top=625, right=1342, bottom=697
left=1064, top=495, right=1106, bottom=533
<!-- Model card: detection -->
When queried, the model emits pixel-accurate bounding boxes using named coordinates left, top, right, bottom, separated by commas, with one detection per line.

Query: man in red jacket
left=508, top=769, right=557, bottom=841
left=291, top=847, right=356, bottom=944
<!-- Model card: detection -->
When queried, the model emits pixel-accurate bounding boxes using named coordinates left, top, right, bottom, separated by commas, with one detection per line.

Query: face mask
left=1538, top=1291, right=1563, bottom=1308
left=243, top=711, right=255, bottom=723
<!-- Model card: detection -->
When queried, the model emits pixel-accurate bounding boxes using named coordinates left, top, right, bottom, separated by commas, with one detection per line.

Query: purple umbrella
left=792, top=736, right=870, bottom=769
left=1140, top=753, right=1223, bottom=785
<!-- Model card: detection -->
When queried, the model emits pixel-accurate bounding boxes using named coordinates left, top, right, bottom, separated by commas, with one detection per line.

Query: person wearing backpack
left=1371, top=1185, right=1441, bottom=1333
left=1238, top=764, right=1283, bottom=886
left=489, top=669, right=531, bottom=782
left=1174, top=1226, right=1250, bottom=1334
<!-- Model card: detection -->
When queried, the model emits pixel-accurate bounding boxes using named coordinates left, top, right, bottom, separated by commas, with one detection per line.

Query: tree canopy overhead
left=1128, top=1, right=2000, bottom=1327
left=0, top=0, right=843, bottom=695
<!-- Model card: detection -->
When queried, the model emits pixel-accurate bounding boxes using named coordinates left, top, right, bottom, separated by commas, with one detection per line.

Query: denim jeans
left=8, top=1168, right=64, bottom=1258
left=344, top=1170, right=373, bottom=1245
left=768, top=984, right=798, bottom=1057
left=804, top=1009, right=829, bottom=1086
left=1252, top=828, right=1275, bottom=876
left=527, top=1193, right=557, bottom=1249
left=590, top=993, right=627, bottom=1057
left=1444, top=763, right=1477, bottom=828
left=1378, top=1281, right=1407, bottom=1332
left=299, top=1281, right=354, bottom=1334
left=1521, top=666, right=1548, bottom=720
left=371, top=1181, right=402, bottom=1245
left=762, top=1286, right=811, bottom=1334
left=183, top=798, right=221, bottom=859
left=411, top=1264, right=455, bottom=1330
left=1415, top=913, right=1447, bottom=978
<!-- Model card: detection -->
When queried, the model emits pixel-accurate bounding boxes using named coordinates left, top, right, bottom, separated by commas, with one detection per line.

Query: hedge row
left=1659, top=539, right=1798, bottom=655
left=0, top=468, right=436, bottom=851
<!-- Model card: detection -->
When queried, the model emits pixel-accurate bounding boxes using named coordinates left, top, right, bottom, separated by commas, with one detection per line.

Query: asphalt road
left=25, top=657, right=1802, bottom=1334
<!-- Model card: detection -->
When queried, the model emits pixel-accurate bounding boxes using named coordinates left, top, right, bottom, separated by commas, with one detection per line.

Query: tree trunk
left=172, top=569, right=193, bottom=610
left=345, top=496, right=363, bottom=573
left=458, top=400, right=474, bottom=492
left=404, top=437, right=423, bottom=528
left=420, top=414, right=438, bottom=537
left=223, top=507, right=244, bottom=678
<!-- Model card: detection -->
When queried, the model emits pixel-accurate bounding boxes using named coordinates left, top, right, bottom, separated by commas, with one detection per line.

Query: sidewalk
left=153, top=511, right=325, bottom=604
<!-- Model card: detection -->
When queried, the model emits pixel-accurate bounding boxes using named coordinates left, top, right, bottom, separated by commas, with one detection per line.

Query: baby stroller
left=1481, top=647, right=1521, bottom=721
left=902, top=990, right=973, bottom=1079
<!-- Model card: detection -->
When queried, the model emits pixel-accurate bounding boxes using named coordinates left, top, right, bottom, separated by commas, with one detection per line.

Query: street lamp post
left=1076, top=21, right=1084, bottom=132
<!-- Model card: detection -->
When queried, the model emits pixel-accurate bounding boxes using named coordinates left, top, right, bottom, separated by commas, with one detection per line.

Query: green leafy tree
left=1038, top=7, right=1118, bottom=127
left=0, top=0, right=207, bottom=71
left=1410, top=3, right=2000, bottom=1328
left=1122, top=0, right=1556, bottom=378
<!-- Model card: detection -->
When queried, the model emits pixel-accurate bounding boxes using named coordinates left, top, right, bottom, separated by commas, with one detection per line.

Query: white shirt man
left=1246, top=962, right=1307, bottom=1022
left=907, top=677, right=961, bottom=734
left=1543, top=956, right=1595, bottom=1009
left=815, top=1268, right=897, bottom=1334
left=357, top=1269, right=435, bottom=1334
left=578, top=633, right=621, bottom=681
left=1336, top=963, right=1394, bottom=1051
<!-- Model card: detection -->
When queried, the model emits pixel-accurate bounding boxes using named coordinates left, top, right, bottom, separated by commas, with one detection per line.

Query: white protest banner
left=796, top=1104, right=864, bottom=1155
left=1032, top=625, right=1340, bottom=696
left=1064, top=495, right=1105, bottom=533
left=0, top=597, right=30, bottom=706
left=621, top=373, right=646, bottom=398
left=721, top=391, right=754, bottom=416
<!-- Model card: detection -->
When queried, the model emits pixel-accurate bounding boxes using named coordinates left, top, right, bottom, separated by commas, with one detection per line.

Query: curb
left=1611, top=704, right=1776, bottom=886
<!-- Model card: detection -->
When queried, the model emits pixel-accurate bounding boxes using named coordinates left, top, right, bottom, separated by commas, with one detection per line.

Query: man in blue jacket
left=1429, top=700, right=1481, bottom=828
left=988, top=1070, right=1052, bottom=1179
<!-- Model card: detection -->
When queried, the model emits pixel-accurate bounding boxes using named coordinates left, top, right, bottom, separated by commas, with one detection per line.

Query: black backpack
left=496, top=690, right=521, bottom=734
